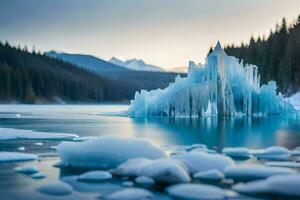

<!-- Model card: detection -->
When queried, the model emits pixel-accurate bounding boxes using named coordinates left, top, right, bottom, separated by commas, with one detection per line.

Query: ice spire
left=211, top=41, right=227, bottom=56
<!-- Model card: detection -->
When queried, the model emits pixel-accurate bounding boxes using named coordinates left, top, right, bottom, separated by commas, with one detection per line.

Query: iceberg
left=128, top=42, right=296, bottom=117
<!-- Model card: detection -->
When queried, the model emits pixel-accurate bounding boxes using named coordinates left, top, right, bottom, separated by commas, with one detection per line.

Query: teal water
left=1, top=105, right=299, bottom=149
left=0, top=104, right=300, bottom=200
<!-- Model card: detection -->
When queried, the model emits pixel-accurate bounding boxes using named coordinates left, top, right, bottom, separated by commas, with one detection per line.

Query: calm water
left=0, top=104, right=300, bottom=200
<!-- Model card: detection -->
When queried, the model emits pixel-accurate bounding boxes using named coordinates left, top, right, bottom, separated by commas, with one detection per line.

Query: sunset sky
left=1, top=0, right=299, bottom=69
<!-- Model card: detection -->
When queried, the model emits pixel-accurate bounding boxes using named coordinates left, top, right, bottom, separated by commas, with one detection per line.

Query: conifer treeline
left=225, top=16, right=300, bottom=95
left=0, top=42, right=136, bottom=103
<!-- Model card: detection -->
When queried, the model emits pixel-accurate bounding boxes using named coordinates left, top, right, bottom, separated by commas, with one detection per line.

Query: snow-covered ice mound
left=31, top=172, right=46, bottom=179
left=0, top=151, right=38, bottom=162
left=253, top=146, right=291, bottom=161
left=166, top=183, right=228, bottom=200
left=15, top=166, right=39, bottom=174
left=193, top=169, right=224, bottom=182
left=265, top=161, right=300, bottom=168
left=0, top=127, right=78, bottom=140
left=114, top=158, right=190, bottom=184
left=114, top=158, right=153, bottom=177
left=141, top=158, right=190, bottom=184
left=233, top=174, right=300, bottom=197
left=57, top=135, right=166, bottom=169
left=222, top=147, right=252, bottom=160
left=135, top=176, right=155, bottom=186
left=78, top=170, right=112, bottom=182
left=173, top=151, right=235, bottom=174
left=36, top=182, right=73, bottom=196
left=128, top=42, right=296, bottom=117
left=104, top=188, right=154, bottom=200
left=224, top=164, right=294, bottom=181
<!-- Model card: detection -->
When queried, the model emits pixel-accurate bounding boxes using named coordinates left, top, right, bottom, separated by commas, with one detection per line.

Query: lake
left=0, top=104, right=300, bottom=200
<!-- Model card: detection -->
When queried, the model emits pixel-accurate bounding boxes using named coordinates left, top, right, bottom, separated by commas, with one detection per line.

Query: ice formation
left=166, top=183, right=228, bottom=200
left=128, top=42, right=296, bottom=117
left=0, top=152, right=37, bottom=162
left=36, top=182, right=73, bottom=196
left=78, top=170, right=112, bottom=182
left=173, top=151, right=235, bottom=174
left=233, top=174, right=300, bottom=197
left=0, top=127, right=78, bottom=140
left=224, top=165, right=294, bottom=181
left=57, top=135, right=166, bottom=169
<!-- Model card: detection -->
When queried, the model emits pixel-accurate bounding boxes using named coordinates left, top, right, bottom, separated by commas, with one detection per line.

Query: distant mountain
left=109, top=57, right=164, bottom=72
left=46, top=50, right=183, bottom=94
left=0, top=43, right=135, bottom=103
left=46, top=51, right=130, bottom=75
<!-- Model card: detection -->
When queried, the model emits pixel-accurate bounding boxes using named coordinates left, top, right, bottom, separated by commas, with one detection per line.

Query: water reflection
left=131, top=116, right=300, bottom=149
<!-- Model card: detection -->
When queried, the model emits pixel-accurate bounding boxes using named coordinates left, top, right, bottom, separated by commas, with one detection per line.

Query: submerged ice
left=128, top=42, right=296, bottom=117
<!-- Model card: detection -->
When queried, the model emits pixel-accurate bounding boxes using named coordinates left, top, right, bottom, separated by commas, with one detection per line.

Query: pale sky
left=0, top=0, right=299, bottom=69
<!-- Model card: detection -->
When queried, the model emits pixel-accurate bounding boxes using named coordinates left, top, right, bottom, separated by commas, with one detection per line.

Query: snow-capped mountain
left=109, top=57, right=164, bottom=72
left=46, top=51, right=130, bottom=75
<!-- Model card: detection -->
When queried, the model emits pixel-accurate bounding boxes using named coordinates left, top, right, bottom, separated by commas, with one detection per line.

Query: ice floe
left=78, top=170, right=112, bottom=182
left=37, top=182, right=73, bottom=196
left=104, top=188, right=153, bottom=200
left=0, top=151, right=37, bottom=162
left=31, top=172, right=46, bottom=179
left=135, top=176, right=155, bottom=186
left=122, top=181, right=134, bottom=187
left=166, top=183, right=228, bottom=200
left=173, top=151, right=235, bottom=174
left=0, top=127, right=78, bottom=140
left=57, top=135, right=166, bottom=169
left=222, top=147, right=252, bottom=160
left=193, top=169, right=224, bottom=182
left=224, top=164, right=294, bottom=181
left=265, top=161, right=300, bottom=168
left=253, top=146, right=291, bottom=161
left=16, top=166, right=39, bottom=174
left=233, top=174, right=300, bottom=197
